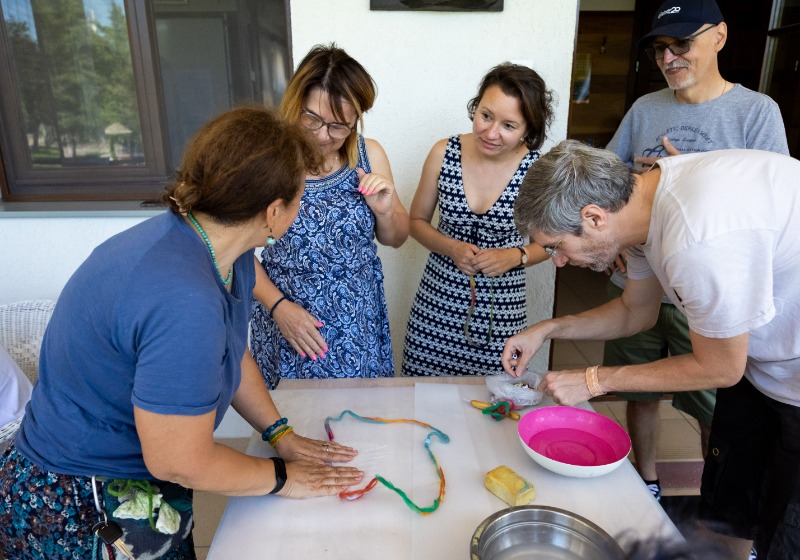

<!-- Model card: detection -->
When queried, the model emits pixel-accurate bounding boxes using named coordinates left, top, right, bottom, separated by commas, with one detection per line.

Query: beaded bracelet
left=261, top=417, right=288, bottom=441
left=585, top=365, right=606, bottom=397
left=268, top=426, right=294, bottom=447
left=270, top=296, right=287, bottom=315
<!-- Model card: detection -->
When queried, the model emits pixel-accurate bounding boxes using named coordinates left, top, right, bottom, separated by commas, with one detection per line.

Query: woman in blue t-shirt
left=0, top=108, right=364, bottom=559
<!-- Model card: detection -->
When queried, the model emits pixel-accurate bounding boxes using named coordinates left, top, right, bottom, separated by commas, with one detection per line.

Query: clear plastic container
left=486, top=370, right=545, bottom=408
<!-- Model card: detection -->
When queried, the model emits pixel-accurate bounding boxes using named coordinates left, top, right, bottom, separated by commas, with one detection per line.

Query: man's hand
left=605, top=250, right=627, bottom=276
left=501, top=326, right=548, bottom=376
left=634, top=136, right=681, bottom=169
left=538, top=369, right=592, bottom=406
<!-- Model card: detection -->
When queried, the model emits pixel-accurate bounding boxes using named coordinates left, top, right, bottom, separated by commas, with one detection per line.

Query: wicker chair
left=0, top=299, right=56, bottom=385
left=0, top=299, right=56, bottom=451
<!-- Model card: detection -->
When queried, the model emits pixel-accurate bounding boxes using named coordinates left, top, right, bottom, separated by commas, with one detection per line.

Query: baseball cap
left=637, top=0, right=724, bottom=48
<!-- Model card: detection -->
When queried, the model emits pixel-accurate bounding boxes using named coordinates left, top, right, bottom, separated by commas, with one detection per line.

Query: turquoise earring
left=267, top=227, right=276, bottom=246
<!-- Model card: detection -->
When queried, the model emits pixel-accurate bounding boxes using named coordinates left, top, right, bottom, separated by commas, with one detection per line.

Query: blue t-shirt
left=15, top=211, right=255, bottom=478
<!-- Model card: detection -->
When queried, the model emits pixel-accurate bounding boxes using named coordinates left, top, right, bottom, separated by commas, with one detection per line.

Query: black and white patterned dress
left=403, top=135, right=539, bottom=376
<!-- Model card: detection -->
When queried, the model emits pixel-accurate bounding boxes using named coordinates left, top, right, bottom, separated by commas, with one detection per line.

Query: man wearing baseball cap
left=600, top=1, right=787, bottom=557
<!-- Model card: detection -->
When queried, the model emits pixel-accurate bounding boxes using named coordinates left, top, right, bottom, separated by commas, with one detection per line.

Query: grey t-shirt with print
left=607, top=84, right=789, bottom=293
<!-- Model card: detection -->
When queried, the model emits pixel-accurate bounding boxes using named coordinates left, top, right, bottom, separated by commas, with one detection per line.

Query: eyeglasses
left=299, top=110, right=355, bottom=139
left=543, top=239, right=562, bottom=258
left=644, top=24, right=716, bottom=61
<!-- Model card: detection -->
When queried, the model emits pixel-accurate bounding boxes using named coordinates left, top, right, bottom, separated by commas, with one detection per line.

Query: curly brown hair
left=162, top=107, right=322, bottom=224
left=467, top=63, right=555, bottom=151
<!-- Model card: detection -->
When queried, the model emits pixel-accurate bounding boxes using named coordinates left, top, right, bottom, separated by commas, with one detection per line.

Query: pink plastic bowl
left=518, top=406, right=631, bottom=478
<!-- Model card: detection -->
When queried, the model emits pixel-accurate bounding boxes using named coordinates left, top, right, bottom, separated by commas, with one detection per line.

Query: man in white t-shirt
left=604, top=0, right=788, bottom=505
left=504, top=140, right=800, bottom=560
left=0, top=345, right=32, bottom=428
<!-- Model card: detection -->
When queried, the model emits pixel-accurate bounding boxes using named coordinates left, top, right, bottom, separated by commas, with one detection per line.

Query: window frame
left=0, top=0, right=291, bottom=204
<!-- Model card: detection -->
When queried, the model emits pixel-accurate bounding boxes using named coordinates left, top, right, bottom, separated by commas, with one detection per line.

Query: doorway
left=556, top=0, right=783, bottom=337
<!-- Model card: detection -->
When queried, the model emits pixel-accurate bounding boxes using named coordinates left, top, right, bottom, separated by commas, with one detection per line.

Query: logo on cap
left=658, top=7, right=681, bottom=19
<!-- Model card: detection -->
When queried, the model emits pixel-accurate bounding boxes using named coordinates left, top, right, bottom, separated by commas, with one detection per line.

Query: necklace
left=720, top=80, right=728, bottom=97
left=187, top=211, right=232, bottom=285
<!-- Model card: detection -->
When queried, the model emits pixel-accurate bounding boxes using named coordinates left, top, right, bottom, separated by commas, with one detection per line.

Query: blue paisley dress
left=403, top=135, right=539, bottom=376
left=251, top=135, right=394, bottom=389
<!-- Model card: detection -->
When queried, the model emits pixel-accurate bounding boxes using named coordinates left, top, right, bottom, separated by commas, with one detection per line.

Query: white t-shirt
left=606, top=85, right=789, bottom=297
left=0, top=345, right=32, bottom=426
left=626, top=149, right=800, bottom=406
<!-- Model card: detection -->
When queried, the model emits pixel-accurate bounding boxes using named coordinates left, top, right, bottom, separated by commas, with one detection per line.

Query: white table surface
left=208, top=380, right=681, bottom=558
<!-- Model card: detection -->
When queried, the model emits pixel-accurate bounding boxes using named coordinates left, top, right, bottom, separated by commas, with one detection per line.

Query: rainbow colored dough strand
left=324, top=409, right=450, bottom=515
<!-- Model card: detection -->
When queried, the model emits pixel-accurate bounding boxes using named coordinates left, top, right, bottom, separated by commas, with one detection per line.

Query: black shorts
left=698, top=376, right=800, bottom=558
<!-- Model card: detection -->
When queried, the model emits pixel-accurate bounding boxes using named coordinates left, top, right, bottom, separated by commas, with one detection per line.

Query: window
left=0, top=0, right=290, bottom=202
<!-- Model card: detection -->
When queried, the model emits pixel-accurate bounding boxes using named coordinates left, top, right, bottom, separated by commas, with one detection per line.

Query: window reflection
left=2, top=0, right=143, bottom=167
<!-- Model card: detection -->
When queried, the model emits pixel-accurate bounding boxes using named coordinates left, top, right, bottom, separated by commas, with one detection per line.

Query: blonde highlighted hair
left=279, top=43, right=377, bottom=168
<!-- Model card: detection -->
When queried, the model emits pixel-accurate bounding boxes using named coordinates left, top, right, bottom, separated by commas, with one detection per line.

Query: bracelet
left=268, top=426, right=294, bottom=447
left=269, top=296, right=287, bottom=315
left=585, top=365, right=606, bottom=397
left=267, top=424, right=291, bottom=444
left=261, top=417, right=288, bottom=441
left=269, top=457, right=287, bottom=495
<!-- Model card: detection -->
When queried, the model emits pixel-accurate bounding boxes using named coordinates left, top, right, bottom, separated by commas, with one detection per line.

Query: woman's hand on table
left=473, top=247, right=520, bottom=277
left=277, top=460, right=364, bottom=499
left=275, top=431, right=358, bottom=464
left=272, top=300, right=328, bottom=360
left=273, top=433, right=363, bottom=499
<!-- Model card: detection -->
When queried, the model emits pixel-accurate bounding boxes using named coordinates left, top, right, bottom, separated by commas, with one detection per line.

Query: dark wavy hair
left=162, top=106, right=322, bottom=224
left=467, top=62, right=555, bottom=151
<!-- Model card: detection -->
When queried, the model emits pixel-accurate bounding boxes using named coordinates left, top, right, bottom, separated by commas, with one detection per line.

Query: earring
left=266, top=227, right=276, bottom=246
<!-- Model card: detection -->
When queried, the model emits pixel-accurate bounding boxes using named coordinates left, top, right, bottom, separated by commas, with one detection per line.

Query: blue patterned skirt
left=0, top=444, right=196, bottom=560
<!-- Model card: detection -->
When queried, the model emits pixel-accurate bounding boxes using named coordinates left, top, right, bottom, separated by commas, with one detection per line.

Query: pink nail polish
left=301, top=353, right=306, bottom=358
left=323, top=347, right=329, bottom=352
left=311, top=355, right=317, bottom=361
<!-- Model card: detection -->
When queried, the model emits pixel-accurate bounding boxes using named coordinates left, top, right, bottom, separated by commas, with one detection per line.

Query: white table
left=208, top=379, right=681, bottom=558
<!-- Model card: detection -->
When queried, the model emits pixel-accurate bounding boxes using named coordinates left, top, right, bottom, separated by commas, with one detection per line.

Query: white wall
left=0, top=0, right=578, bottom=437
left=290, top=0, right=576, bottom=377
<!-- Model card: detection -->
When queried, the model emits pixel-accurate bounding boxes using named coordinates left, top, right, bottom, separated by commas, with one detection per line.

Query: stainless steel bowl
left=470, top=505, right=624, bottom=560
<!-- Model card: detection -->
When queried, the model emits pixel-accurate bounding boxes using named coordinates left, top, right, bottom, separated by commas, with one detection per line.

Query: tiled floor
left=193, top=266, right=705, bottom=556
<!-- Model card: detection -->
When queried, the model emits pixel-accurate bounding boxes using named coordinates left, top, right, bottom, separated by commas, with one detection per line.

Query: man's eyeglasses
left=644, top=24, right=717, bottom=61
left=299, top=110, right=356, bottom=139
left=543, top=239, right=562, bottom=258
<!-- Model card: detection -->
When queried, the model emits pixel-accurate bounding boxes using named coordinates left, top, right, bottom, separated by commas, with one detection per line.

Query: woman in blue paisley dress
left=251, top=45, right=409, bottom=389
left=403, top=63, right=554, bottom=376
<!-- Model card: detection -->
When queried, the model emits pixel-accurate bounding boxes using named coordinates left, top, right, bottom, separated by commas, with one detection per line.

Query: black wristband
left=269, top=457, right=287, bottom=495
left=269, top=296, right=287, bottom=315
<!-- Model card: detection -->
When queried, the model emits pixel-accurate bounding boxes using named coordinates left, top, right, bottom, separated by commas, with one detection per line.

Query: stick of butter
left=484, top=466, right=535, bottom=506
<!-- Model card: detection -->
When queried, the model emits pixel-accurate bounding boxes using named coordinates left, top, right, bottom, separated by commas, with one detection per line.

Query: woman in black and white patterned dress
left=403, top=63, right=554, bottom=376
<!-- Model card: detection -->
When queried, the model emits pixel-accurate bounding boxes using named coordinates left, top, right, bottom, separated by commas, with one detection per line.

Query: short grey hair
left=514, top=139, right=635, bottom=238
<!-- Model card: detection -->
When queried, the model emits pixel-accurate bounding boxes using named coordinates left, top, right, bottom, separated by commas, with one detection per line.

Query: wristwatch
left=269, top=457, right=287, bottom=494
left=517, top=247, right=528, bottom=267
